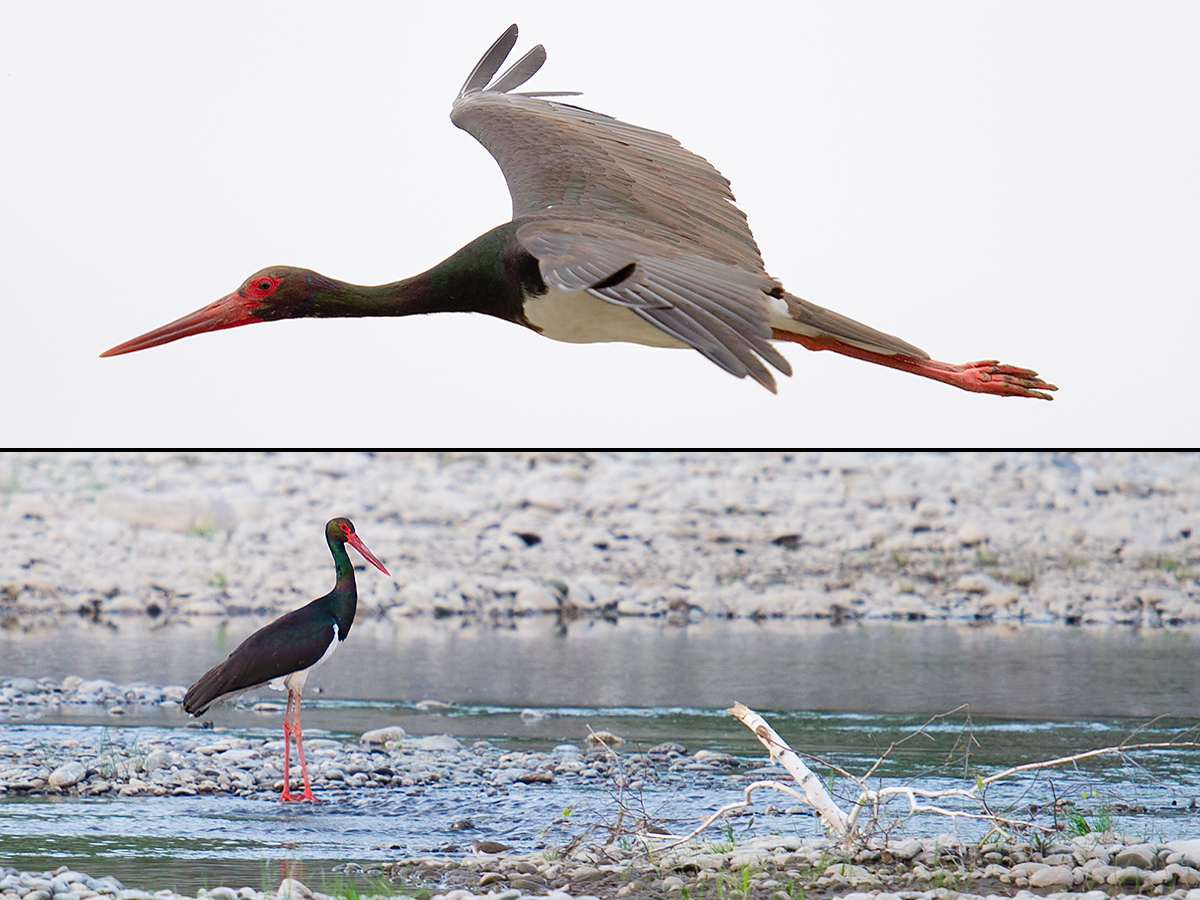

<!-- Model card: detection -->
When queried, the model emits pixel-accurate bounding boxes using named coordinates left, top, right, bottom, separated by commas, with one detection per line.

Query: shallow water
left=6, top=617, right=1200, bottom=718
left=3, top=619, right=1200, bottom=893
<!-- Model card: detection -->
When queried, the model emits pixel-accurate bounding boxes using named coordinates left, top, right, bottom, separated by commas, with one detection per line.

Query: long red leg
left=279, top=691, right=296, bottom=802
left=772, top=330, right=1057, bottom=400
left=293, top=698, right=317, bottom=802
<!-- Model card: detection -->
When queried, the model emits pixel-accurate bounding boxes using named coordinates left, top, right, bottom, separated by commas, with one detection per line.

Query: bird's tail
left=183, top=661, right=231, bottom=717
left=774, top=291, right=929, bottom=359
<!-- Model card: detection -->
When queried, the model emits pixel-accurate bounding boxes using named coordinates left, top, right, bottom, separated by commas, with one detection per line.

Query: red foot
left=278, top=784, right=317, bottom=802
left=773, top=332, right=1057, bottom=400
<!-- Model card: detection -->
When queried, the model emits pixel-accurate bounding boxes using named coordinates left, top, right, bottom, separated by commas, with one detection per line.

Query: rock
left=180, top=598, right=226, bottom=615
left=585, top=730, right=624, bottom=747
left=888, top=838, right=922, bottom=860
left=414, top=699, right=453, bottom=711
left=1029, top=865, right=1074, bottom=888
left=514, top=585, right=561, bottom=613
left=143, top=750, right=172, bottom=771
left=690, top=749, right=737, bottom=767
left=1166, top=864, right=1200, bottom=887
left=360, top=726, right=407, bottom=746
left=74, top=679, right=116, bottom=697
left=48, top=762, right=86, bottom=787
left=1109, top=865, right=1149, bottom=886
left=96, top=490, right=237, bottom=534
left=404, top=734, right=461, bottom=751
left=1114, top=843, right=1157, bottom=869
left=274, top=879, right=310, bottom=900
left=956, top=522, right=988, bottom=546
left=1168, top=839, right=1200, bottom=863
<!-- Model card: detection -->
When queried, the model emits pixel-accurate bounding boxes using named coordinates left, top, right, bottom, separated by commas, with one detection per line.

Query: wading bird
left=183, top=518, right=390, bottom=802
left=101, top=25, right=1055, bottom=399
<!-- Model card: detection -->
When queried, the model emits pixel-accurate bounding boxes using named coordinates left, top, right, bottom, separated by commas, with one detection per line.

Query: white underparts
left=523, top=288, right=689, bottom=348
left=524, top=285, right=904, bottom=359
left=765, top=291, right=823, bottom=340
left=270, top=622, right=340, bottom=695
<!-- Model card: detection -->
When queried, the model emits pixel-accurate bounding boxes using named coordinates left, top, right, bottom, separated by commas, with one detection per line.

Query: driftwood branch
left=722, top=702, right=1200, bottom=846
left=728, top=702, right=851, bottom=837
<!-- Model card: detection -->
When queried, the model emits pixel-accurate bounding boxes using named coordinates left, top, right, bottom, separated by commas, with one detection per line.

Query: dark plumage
left=183, top=517, right=389, bottom=801
left=101, top=25, right=1055, bottom=400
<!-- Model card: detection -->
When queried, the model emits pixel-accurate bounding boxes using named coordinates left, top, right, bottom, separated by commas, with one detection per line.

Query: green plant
left=29, top=739, right=61, bottom=770
left=975, top=547, right=999, bottom=566
left=708, top=820, right=738, bottom=854
left=317, top=870, right=398, bottom=900
left=1063, top=552, right=1088, bottom=570
left=1063, top=790, right=1116, bottom=839
left=1139, top=554, right=1182, bottom=572
left=1005, top=565, right=1037, bottom=587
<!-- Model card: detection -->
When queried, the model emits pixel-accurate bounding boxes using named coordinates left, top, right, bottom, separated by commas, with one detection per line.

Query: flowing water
left=2, top=618, right=1199, bottom=893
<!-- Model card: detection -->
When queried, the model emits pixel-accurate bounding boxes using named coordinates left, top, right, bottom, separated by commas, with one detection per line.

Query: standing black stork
left=183, top=518, right=389, bottom=802
left=100, top=25, right=1055, bottom=400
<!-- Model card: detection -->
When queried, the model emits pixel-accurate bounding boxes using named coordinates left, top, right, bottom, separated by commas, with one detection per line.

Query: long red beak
left=100, top=291, right=262, bottom=357
left=347, top=533, right=390, bottom=576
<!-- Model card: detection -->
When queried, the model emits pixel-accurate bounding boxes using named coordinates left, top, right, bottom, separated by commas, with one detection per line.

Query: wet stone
left=47, top=762, right=85, bottom=787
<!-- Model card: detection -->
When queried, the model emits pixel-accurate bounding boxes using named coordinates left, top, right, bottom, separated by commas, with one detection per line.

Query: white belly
left=270, top=623, right=340, bottom=695
left=524, top=288, right=689, bottom=349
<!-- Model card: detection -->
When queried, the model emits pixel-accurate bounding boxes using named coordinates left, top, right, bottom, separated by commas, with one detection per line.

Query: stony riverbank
left=0, top=453, right=1197, bottom=628
left=0, top=689, right=683, bottom=799
left=9, top=833, right=1200, bottom=900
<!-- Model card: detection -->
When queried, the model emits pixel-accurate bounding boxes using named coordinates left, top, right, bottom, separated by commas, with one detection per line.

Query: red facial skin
left=99, top=275, right=282, bottom=357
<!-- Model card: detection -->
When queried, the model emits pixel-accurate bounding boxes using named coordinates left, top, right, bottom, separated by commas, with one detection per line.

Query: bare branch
left=728, top=702, right=851, bottom=838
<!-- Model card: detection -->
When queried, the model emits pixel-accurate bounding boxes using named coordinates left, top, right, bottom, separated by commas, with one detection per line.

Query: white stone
left=1029, top=866, right=1074, bottom=888
left=404, top=734, right=462, bottom=751
left=360, top=726, right=407, bottom=745
left=48, top=761, right=86, bottom=787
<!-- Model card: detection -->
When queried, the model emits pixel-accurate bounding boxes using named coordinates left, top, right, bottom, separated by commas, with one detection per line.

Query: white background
left=3, top=3, right=1197, bottom=446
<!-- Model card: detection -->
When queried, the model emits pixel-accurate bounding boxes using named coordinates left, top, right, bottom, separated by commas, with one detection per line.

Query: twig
left=653, top=780, right=808, bottom=849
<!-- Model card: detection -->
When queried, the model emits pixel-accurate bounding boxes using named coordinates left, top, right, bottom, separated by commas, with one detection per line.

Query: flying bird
left=101, top=25, right=1055, bottom=399
left=183, top=518, right=390, bottom=802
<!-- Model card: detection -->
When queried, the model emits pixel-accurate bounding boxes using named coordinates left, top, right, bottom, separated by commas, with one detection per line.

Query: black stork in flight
left=183, top=518, right=390, bottom=802
left=101, top=25, right=1055, bottom=400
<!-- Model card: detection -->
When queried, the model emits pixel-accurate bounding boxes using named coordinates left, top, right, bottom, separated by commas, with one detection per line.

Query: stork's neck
left=304, top=222, right=544, bottom=323
left=325, top=537, right=358, bottom=636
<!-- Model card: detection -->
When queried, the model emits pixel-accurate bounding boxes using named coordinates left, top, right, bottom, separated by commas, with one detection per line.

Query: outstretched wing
left=451, top=26, right=791, bottom=389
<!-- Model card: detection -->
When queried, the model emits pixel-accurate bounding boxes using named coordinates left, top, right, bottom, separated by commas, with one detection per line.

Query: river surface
left=2, top=618, right=1199, bottom=893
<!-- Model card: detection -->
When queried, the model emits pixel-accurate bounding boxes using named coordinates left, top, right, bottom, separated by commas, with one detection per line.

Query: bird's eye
left=245, top=276, right=280, bottom=300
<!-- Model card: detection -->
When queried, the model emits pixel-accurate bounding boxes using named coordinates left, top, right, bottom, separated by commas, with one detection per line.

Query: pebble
left=0, top=452, right=1195, bottom=627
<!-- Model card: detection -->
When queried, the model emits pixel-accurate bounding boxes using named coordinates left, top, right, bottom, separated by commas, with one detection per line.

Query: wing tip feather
left=456, top=24, right=520, bottom=101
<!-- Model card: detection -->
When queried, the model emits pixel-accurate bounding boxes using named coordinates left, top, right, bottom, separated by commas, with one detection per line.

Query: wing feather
left=518, top=221, right=792, bottom=391
left=456, top=24, right=519, bottom=99
left=488, top=45, right=547, bottom=95
left=453, top=27, right=791, bottom=388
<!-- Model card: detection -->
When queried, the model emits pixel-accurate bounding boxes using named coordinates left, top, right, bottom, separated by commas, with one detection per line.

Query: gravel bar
left=0, top=701, right=676, bottom=799
left=9, top=834, right=1200, bottom=900
left=0, top=452, right=1197, bottom=627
